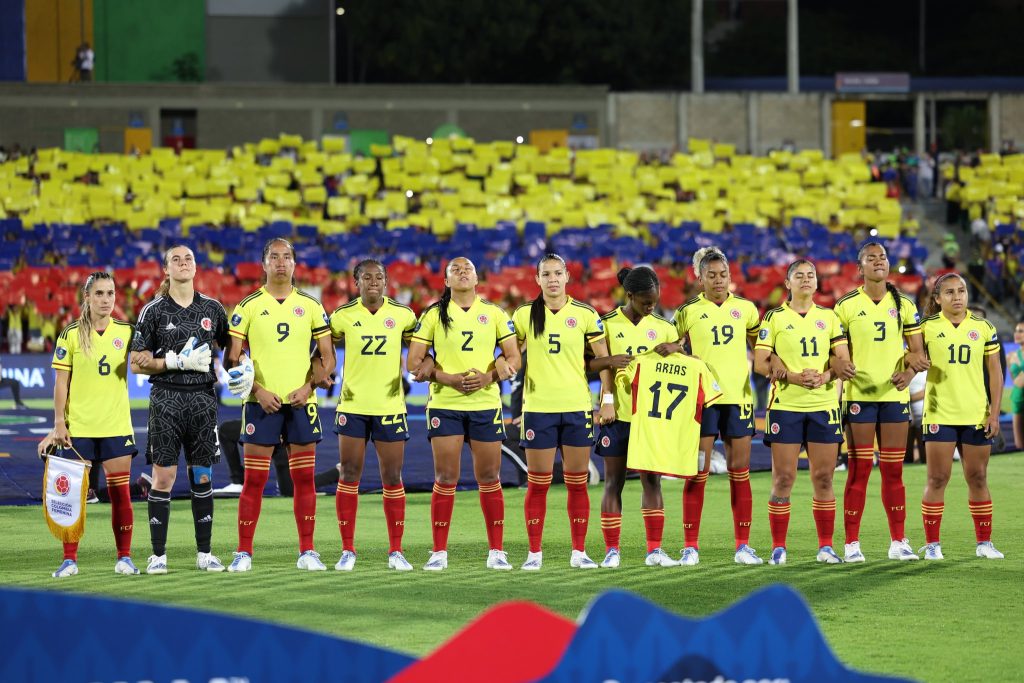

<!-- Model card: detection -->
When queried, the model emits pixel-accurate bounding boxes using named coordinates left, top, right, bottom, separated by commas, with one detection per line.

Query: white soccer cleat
left=976, top=541, right=1005, bottom=559
left=486, top=549, right=512, bottom=570
left=52, top=559, right=78, bottom=578
left=334, top=550, right=357, bottom=571
left=114, top=556, right=140, bottom=575
left=844, top=541, right=866, bottom=563
left=768, top=546, right=787, bottom=565
left=734, top=544, right=764, bottom=565
left=227, top=551, right=252, bottom=572
left=521, top=551, right=543, bottom=571
left=297, top=550, right=327, bottom=571
left=920, top=543, right=944, bottom=560
left=196, top=552, right=225, bottom=572
left=423, top=550, right=448, bottom=571
left=645, top=548, right=679, bottom=567
left=600, top=548, right=621, bottom=568
left=679, top=547, right=700, bottom=566
left=888, top=539, right=919, bottom=561
left=570, top=549, right=597, bottom=569
left=388, top=551, right=414, bottom=571
left=213, top=482, right=243, bottom=495
left=816, top=545, right=844, bottom=564
left=146, top=554, right=168, bottom=575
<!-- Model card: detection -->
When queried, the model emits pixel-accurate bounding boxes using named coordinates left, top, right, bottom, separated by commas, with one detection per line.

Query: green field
left=2, top=456, right=1022, bottom=682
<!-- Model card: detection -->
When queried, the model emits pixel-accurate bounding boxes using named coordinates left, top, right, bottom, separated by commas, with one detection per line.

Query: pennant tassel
left=42, top=453, right=91, bottom=543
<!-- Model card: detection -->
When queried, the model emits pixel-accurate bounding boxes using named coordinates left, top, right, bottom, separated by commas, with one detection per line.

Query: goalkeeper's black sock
left=191, top=480, right=214, bottom=554
left=148, top=489, right=172, bottom=556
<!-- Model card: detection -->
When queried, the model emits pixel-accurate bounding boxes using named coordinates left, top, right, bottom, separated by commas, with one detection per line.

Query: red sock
left=600, top=512, right=621, bottom=551
left=878, top=449, right=907, bottom=540
left=812, top=498, right=836, bottom=548
left=106, top=471, right=133, bottom=558
left=382, top=485, right=406, bottom=553
left=968, top=500, right=993, bottom=543
left=921, top=500, right=944, bottom=544
left=843, top=445, right=874, bottom=544
left=563, top=471, right=590, bottom=552
left=768, top=501, right=791, bottom=548
left=682, top=472, right=708, bottom=549
left=728, top=468, right=753, bottom=548
left=524, top=471, right=552, bottom=553
left=335, top=479, right=360, bottom=552
left=63, top=542, right=79, bottom=561
left=237, top=454, right=271, bottom=555
left=430, top=482, right=457, bottom=552
left=478, top=481, right=505, bottom=550
left=641, top=508, right=665, bottom=553
left=289, top=451, right=317, bottom=553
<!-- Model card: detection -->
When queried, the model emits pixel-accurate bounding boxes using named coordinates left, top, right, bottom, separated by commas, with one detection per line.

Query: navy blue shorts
left=520, top=411, right=595, bottom=450
left=595, top=421, right=631, bottom=458
left=764, top=408, right=844, bottom=446
left=845, top=401, right=911, bottom=424
left=700, top=403, right=755, bottom=439
left=426, top=408, right=506, bottom=442
left=334, top=411, right=410, bottom=443
left=72, top=435, right=138, bottom=462
left=241, top=402, right=323, bottom=446
left=923, top=424, right=992, bottom=446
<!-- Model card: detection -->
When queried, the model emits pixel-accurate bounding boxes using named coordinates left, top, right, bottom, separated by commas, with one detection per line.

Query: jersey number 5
left=647, top=381, right=688, bottom=419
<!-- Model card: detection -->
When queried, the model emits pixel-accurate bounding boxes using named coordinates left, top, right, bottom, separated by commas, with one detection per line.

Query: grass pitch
left=2, top=455, right=1022, bottom=682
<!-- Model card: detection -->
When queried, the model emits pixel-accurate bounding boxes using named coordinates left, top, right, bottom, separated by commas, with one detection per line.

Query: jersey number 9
left=277, top=322, right=290, bottom=342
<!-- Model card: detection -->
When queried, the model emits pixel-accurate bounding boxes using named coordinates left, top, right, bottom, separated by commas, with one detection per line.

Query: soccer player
left=42, top=272, right=139, bottom=578
left=512, top=253, right=625, bottom=571
left=918, top=273, right=1004, bottom=560
left=753, top=259, right=851, bottom=565
left=225, top=238, right=335, bottom=572
left=1008, top=320, right=1024, bottom=451
left=832, top=241, right=929, bottom=562
left=406, top=257, right=521, bottom=571
left=674, top=247, right=763, bottom=566
left=596, top=266, right=681, bottom=568
left=130, top=245, right=229, bottom=574
left=329, top=259, right=417, bottom=572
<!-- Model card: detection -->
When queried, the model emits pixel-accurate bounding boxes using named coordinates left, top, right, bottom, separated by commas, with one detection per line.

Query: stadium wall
left=93, top=0, right=205, bottom=83
left=0, top=83, right=1019, bottom=154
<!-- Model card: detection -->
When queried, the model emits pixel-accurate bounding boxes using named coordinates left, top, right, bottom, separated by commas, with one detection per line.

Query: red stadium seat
left=236, top=262, right=264, bottom=282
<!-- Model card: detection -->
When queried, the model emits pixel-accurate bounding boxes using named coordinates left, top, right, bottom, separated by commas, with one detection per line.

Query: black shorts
left=73, top=435, right=138, bottom=462
left=923, top=424, right=992, bottom=446
left=426, top=408, right=506, bottom=442
left=595, top=421, right=631, bottom=458
left=700, top=403, right=755, bottom=439
left=845, top=401, right=911, bottom=424
left=242, top=401, right=323, bottom=446
left=520, top=411, right=594, bottom=449
left=334, top=411, right=410, bottom=443
left=147, top=385, right=220, bottom=468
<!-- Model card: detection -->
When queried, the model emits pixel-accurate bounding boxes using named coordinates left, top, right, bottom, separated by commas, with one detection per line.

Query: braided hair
left=530, top=253, right=567, bottom=338
left=857, top=241, right=903, bottom=333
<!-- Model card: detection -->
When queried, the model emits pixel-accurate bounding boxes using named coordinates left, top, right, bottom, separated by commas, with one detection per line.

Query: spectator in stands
left=971, top=212, right=991, bottom=246
left=6, top=305, right=23, bottom=354
left=73, top=43, right=94, bottom=82
left=0, top=358, right=28, bottom=409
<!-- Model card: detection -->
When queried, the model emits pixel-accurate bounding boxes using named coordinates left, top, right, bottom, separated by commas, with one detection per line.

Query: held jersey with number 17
left=601, top=308, right=678, bottom=423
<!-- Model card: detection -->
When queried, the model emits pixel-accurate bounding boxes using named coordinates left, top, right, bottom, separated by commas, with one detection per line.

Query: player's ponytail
left=438, top=286, right=453, bottom=333
left=78, top=271, right=113, bottom=358
left=885, top=281, right=903, bottom=333
left=531, top=253, right=567, bottom=338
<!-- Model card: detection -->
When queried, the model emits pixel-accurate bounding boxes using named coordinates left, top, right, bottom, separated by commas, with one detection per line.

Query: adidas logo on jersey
left=197, top=515, right=212, bottom=523
left=260, top=310, right=270, bottom=316
left=354, top=321, right=363, bottom=327
left=857, top=311, right=867, bottom=317
left=937, top=332, right=945, bottom=338
left=164, top=323, right=176, bottom=330
left=786, top=324, right=795, bottom=330
left=616, top=332, right=625, bottom=339
left=700, top=313, right=709, bottom=320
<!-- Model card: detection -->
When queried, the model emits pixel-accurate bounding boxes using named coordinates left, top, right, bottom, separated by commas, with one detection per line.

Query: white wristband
left=602, top=393, right=614, bottom=405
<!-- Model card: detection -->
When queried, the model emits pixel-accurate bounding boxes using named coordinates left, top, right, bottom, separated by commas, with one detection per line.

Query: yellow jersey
left=601, top=307, right=678, bottom=422
left=674, top=293, right=760, bottom=405
left=51, top=320, right=134, bottom=438
left=512, top=298, right=604, bottom=413
left=921, top=312, right=999, bottom=427
left=756, top=302, right=846, bottom=412
left=834, top=286, right=921, bottom=402
left=616, top=351, right=722, bottom=477
left=228, top=286, right=331, bottom=403
left=412, top=296, right=516, bottom=411
left=330, top=297, right=417, bottom=416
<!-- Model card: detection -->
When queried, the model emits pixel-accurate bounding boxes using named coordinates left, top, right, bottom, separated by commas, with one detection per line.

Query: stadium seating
left=948, top=153, right=1024, bottom=235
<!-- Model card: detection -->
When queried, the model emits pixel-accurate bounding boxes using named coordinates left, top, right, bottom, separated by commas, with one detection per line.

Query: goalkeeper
left=130, top=246, right=230, bottom=574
